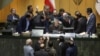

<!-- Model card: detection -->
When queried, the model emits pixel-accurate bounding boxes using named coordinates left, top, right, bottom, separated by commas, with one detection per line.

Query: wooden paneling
left=0, top=4, right=10, bottom=22
left=59, top=0, right=70, bottom=12
left=0, top=9, right=2, bottom=22
left=55, top=0, right=60, bottom=12
left=78, top=0, right=86, bottom=16
left=69, top=0, right=78, bottom=16
left=0, top=0, right=100, bottom=24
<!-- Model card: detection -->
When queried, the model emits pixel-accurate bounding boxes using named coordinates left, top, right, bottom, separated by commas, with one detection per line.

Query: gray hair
left=26, top=39, right=32, bottom=45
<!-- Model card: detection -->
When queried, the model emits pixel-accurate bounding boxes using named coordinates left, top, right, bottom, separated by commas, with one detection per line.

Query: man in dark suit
left=75, top=11, right=87, bottom=33
left=34, top=5, right=53, bottom=33
left=16, top=13, right=33, bottom=33
left=35, top=44, right=49, bottom=56
left=24, top=39, right=34, bottom=56
left=86, top=8, right=96, bottom=34
left=57, top=9, right=65, bottom=23
left=56, top=36, right=67, bottom=56
left=66, top=38, right=77, bottom=56
left=7, top=8, right=19, bottom=30
left=62, top=12, right=75, bottom=28
left=25, top=5, right=34, bottom=16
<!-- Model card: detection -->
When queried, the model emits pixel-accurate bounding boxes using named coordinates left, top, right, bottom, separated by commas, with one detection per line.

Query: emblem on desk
left=73, top=0, right=83, bottom=5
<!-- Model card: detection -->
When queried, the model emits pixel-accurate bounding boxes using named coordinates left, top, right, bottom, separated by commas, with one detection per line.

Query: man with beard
left=75, top=11, right=87, bottom=33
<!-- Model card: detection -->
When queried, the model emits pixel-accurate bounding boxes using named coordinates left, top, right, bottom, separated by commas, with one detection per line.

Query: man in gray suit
left=86, top=8, right=96, bottom=34
left=24, top=39, right=34, bottom=56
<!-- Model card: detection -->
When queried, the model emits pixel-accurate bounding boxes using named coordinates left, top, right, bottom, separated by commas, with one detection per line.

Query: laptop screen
left=31, top=29, right=43, bottom=37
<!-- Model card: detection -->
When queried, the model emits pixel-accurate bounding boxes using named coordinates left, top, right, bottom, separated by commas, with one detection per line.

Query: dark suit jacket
left=16, top=16, right=32, bottom=33
left=62, top=16, right=75, bottom=27
left=57, top=42, right=67, bottom=56
left=34, top=42, right=41, bottom=51
left=87, top=13, right=96, bottom=34
left=7, top=14, right=19, bottom=22
left=32, top=11, right=53, bottom=33
left=7, top=14, right=19, bottom=30
left=35, top=11, right=52, bottom=26
left=35, top=49, right=49, bottom=56
left=75, top=16, right=87, bottom=33
left=33, top=15, right=41, bottom=26
left=66, top=44, right=77, bottom=56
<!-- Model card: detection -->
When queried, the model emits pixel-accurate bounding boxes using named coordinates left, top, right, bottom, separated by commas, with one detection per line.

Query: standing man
left=34, top=37, right=45, bottom=51
left=7, top=8, right=19, bottom=30
left=86, top=8, right=96, bottom=34
left=16, top=13, right=33, bottom=33
left=24, top=39, right=34, bottom=56
left=26, top=5, right=35, bottom=29
left=58, top=8, right=65, bottom=22
left=39, top=5, right=53, bottom=33
left=66, top=38, right=77, bottom=56
left=56, top=36, right=67, bottom=56
left=26, top=5, right=34, bottom=16
left=46, top=41, right=57, bottom=56
left=75, top=11, right=87, bottom=33
left=35, top=44, right=49, bottom=56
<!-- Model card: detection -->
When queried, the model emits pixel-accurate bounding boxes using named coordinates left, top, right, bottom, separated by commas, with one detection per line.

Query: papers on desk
left=76, top=32, right=89, bottom=38
left=90, top=34, right=97, bottom=38
left=43, top=33, right=76, bottom=38
left=12, top=32, right=20, bottom=36
left=43, top=34, right=64, bottom=38
left=22, top=31, right=31, bottom=37
left=64, top=33, right=75, bottom=38
left=43, top=33, right=95, bottom=38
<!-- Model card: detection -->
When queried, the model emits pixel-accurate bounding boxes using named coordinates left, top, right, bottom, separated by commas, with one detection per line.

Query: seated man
left=16, top=13, right=33, bottom=33
left=49, top=19, right=63, bottom=33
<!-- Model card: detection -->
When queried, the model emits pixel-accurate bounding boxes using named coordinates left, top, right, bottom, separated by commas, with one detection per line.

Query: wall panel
left=0, top=4, right=10, bottom=22
left=0, top=9, right=2, bottom=22
left=69, top=0, right=77, bottom=16
left=59, top=0, right=70, bottom=12
left=78, top=0, right=86, bottom=16
left=0, top=0, right=100, bottom=24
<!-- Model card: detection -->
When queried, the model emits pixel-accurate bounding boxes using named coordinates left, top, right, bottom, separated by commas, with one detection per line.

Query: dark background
left=0, top=36, right=100, bottom=56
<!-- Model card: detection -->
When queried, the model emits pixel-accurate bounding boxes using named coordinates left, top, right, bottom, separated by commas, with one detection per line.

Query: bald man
left=24, top=39, right=34, bottom=56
